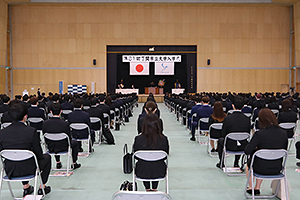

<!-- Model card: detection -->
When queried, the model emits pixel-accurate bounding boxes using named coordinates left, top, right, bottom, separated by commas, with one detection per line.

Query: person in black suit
left=0, top=95, right=10, bottom=114
left=27, top=97, right=46, bottom=130
left=133, top=113, right=169, bottom=191
left=277, top=98, right=298, bottom=138
left=97, top=94, right=111, bottom=126
left=216, top=96, right=251, bottom=168
left=137, top=101, right=163, bottom=134
left=68, top=98, right=95, bottom=152
left=42, top=103, right=81, bottom=170
left=244, top=108, right=288, bottom=195
left=0, top=103, right=51, bottom=196
left=61, top=95, right=74, bottom=120
left=86, top=97, right=105, bottom=131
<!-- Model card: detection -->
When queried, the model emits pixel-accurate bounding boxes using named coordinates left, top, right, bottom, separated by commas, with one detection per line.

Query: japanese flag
left=130, top=62, right=149, bottom=75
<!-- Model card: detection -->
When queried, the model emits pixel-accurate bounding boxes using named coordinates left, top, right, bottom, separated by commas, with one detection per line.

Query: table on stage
left=172, top=88, right=185, bottom=94
left=115, top=89, right=139, bottom=94
left=144, top=87, right=164, bottom=94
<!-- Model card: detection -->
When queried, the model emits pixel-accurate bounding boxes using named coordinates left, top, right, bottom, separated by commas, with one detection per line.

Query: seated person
left=216, top=96, right=251, bottom=168
left=0, top=99, right=19, bottom=124
left=278, top=98, right=298, bottom=138
left=42, top=103, right=81, bottom=170
left=27, top=97, right=46, bottom=130
left=0, top=103, right=51, bottom=196
left=68, top=98, right=95, bottom=152
left=86, top=97, right=105, bottom=131
left=0, top=95, right=10, bottom=114
left=208, top=101, right=226, bottom=152
left=133, top=113, right=169, bottom=191
left=137, top=101, right=163, bottom=134
left=244, top=108, right=288, bottom=195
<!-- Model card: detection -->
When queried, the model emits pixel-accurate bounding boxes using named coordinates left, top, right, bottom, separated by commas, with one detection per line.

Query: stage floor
left=138, top=94, right=164, bottom=103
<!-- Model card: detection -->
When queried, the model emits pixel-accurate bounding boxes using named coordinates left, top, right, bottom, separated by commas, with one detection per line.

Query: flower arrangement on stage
left=158, top=79, right=165, bottom=88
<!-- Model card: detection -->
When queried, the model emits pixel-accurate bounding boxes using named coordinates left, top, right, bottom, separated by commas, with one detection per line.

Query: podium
left=145, top=87, right=159, bottom=94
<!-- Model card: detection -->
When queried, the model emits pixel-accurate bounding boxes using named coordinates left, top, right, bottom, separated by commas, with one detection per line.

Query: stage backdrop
left=107, top=45, right=197, bottom=94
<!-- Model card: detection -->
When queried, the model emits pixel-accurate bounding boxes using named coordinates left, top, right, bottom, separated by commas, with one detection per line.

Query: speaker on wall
left=93, top=59, right=96, bottom=65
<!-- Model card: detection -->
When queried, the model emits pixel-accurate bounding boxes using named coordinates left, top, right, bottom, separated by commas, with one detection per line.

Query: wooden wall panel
left=10, top=4, right=291, bottom=95
left=13, top=69, right=106, bottom=95
left=0, top=0, right=7, bottom=67
left=0, top=68, right=5, bottom=94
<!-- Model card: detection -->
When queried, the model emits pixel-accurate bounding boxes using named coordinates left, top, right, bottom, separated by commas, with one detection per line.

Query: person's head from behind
left=30, top=97, right=38, bottom=105
left=233, top=96, right=244, bottom=110
left=258, top=108, right=278, bottom=129
left=90, top=97, right=98, bottom=106
left=212, top=101, right=226, bottom=120
left=73, top=98, right=83, bottom=108
left=142, top=113, right=162, bottom=147
left=2, top=95, right=10, bottom=104
left=99, top=94, right=105, bottom=102
left=9, top=103, right=28, bottom=122
left=105, top=96, right=112, bottom=105
left=281, top=98, right=292, bottom=112
left=144, top=101, right=157, bottom=114
left=202, top=96, right=210, bottom=104
left=50, top=103, right=62, bottom=116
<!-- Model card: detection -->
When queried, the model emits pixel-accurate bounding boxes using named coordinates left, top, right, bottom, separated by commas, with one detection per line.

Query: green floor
left=1, top=103, right=300, bottom=199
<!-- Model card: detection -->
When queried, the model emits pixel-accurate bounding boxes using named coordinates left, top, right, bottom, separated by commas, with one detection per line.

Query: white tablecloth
left=172, top=88, right=185, bottom=94
left=115, top=89, right=139, bottom=94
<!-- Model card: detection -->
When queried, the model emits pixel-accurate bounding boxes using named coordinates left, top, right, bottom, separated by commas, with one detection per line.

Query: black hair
left=9, top=103, right=28, bottom=121
left=233, top=96, right=244, bottom=110
left=50, top=103, right=62, bottom=115
left=73, top=98, right=83, bottom=108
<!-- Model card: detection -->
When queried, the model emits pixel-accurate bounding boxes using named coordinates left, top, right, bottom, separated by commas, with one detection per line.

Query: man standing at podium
left=174, top=79, right=181, bottom=89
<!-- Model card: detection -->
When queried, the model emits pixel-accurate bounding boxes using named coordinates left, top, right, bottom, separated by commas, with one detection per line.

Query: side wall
left=11, top=4, right=290, bottom=95
left=0, top=0, right=7, bottom=94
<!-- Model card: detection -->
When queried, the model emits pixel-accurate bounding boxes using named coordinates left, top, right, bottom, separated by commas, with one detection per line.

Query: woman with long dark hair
left=244, top=108, right=288, bottom=195
left=208, top=101, right=227, bottom=152
left=133, top=113, right=169, bottom=191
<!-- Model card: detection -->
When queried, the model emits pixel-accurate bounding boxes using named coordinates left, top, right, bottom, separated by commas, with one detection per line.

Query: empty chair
left=244, top=149, right=288, bottom=200
left=279, top=122, right=297, bottom=151
left=132, top=151, right=169, bottom=194
left=221, top=132, right=250, bottom=176
left=197, top=117, right=209, bottom=143
left=44, top=133, right=72, bottom=174
left=112, top=191, right=172, bottom=200
left=0, top=150, right=45, bottom=200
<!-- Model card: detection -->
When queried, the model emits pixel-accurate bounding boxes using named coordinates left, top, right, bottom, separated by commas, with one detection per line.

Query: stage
left=138, top=94, right=164, bottom=103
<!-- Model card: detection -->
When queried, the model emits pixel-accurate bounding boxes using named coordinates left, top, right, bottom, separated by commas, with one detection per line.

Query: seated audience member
left=21, top=94, right=31, bottom=109
left=0, top=103, right=51, bottom=196
left=68, top=98, right=95, bottom=152
left=244, top=108, right=288, bottom=195
left=0, top=95, right=10, bottom=114
left=188, top=97, right=202, bottom=132
left=190, top=96, right=213, bottom=141
left=277, top=98, right=298, bottom=138
left=267, top=96, right=279, bottom=110
left=27, top=97, right=46, bottom=130
left=86, top=97, right=105, bottom=132
left=42, top=103, right=81, bottom=170
left=133, top=113, right=169, bottom=191
left=241, top=99, right=252, bottom=114
left=208, top=101, right=227, bottom=152
left=61, top=95, right=74, bottom=119
left=216, top=96, right=251, bottom=168
left=0, top=99, right=19, bottom=124
left=137, top=101, right=163, bottom=134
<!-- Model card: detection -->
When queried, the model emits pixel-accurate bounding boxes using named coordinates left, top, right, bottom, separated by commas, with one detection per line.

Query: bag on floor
left=115, top=122, right=120, bottom=131
left=123, top=144, right=133, bottom=174
left=120, top=180, right=137, bottom=191
left=125, top=115, right=129, bottom=122
left=270, top=179, right=290, bottom=200
left=102, top=127, right=115, bottom=145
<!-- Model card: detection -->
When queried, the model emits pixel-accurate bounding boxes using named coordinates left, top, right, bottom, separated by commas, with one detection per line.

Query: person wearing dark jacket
left=133, top=113, right=169, bottom=191
left=244, top=108, right=288, bottom=195
left=0, top=103, right=51, bottom=196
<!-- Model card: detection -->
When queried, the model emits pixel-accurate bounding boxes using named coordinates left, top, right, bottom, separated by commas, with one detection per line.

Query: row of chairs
left=164, top=99, right=289, bottom=200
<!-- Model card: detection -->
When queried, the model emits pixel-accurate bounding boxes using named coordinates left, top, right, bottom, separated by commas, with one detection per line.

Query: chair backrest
left=209, top=123, right=223, bottom=131
left=133, top=150, right=168, bottom=162
left=250, top=149, right=287, bottom=173
left=191, top=113, right=197, bottom=122
left=44, top=132, right=69, bottom=142
left=70, top=123, right=89, bottom=131
left=244, top=113, right=252, bottom=118
left=62, top=110, right=72, bottom=115
left=83, top=106, right=90, bottom=110
left=27, top=117, right=44, bottom=123
left=279, top=122, right=296, bottom=130
left=271, top=109, right=279, bottom=115
left=224, top=132, right=250, bottom=144
left=1, top=122, right=12, bottom=129
left=112, top=191, right=172, bottom=200
left=227, top=110, right=234, bottom=114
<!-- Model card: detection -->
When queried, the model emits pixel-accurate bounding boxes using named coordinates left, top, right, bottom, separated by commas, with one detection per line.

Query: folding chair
left=244, top=149, right=288, bottom=200
left=112, top=191, right=172, bottom=200
left=279, top=122, right=297, bottom=152
left=61, top=110, right=72, bottom=120
left=181, top=108, right=187, bottom=126
left=244, top=113, right=252, bottom=118
left=27, top=117, right=44, bottom=133
left=1, top=122, right=12, bottom=129
left=207, top=123, right=222, bottom=157
left=44, top=133, right=72, bottom=174
left=0, top=150, right=45, bottom=200
left=103, top=113, right=111, bottom=129
left=110, top=110, right=115, bottom=129
left=132, top=151, right=169, bottom=194
left=271, top=109, right=279, bottom=118
left=90, top=117, right=102, bottom=145
left=197, top=117, right=209, bottom=144
left=186, top=110, right=191, bottom=129
left=227, top=110, right=234, bottom=115
left=69, top=123, right=92, bottom=157
left=83, top=106, right=90, bottom=110
left=221, top=132, right=250, bottom=176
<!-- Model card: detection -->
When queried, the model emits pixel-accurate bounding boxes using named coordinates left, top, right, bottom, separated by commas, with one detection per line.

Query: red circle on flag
left=136, top=64, right=144, bottom=72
